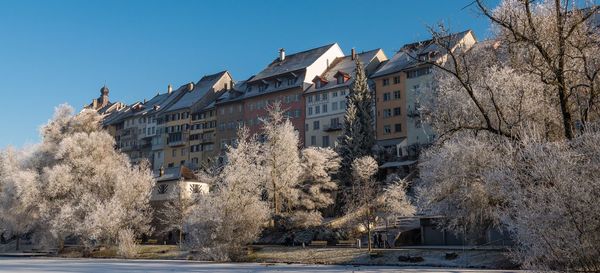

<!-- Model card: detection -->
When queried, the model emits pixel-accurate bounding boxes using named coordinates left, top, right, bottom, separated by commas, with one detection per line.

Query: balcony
left=167, top=132, right=187, bottom=147
left=323, top=123, right=342, bottom=132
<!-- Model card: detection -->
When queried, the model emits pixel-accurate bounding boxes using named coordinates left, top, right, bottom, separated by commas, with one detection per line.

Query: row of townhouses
left=87, top=30, right=477, bottom=175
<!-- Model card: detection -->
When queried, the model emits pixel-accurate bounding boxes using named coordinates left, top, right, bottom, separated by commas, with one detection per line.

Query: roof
left=164, top=71, right=229, bottom=113
left=305, top=49, right=383, bottom=94
left=250, top=43, right=337, bottom=82
left=154, top=166, right=198, bottom=182
left=371, top=30, right=473, bottom=78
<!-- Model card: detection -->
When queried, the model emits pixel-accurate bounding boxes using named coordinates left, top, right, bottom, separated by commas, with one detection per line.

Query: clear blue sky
left=0, top=0, right=499, bottom=148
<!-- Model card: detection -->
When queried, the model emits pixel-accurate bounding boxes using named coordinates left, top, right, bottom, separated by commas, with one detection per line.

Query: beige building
left=160, top=71, right=233, bottom=169
left=304, top=48, right=387, bottom=148
left=371, top=30, right=477, bottom=160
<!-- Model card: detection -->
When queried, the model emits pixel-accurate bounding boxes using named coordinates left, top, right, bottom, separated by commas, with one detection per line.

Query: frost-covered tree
left=288, top=147, right=340, bottom=228
left=345, top=157, right=415, bottom=252
left=417, top=0, right=600, bottom=270
left=261, top=102, right=302, bottom=215
left=156, top=182, right=198, bottom=247
left=491, top=128, right=600, bottom=271
left=337, top=58, right=376, bottom=188
left=0, top=148, right=40, bottom=250
left=344, top=156, right=388, bottom=252
left=28, top=105, right=154, bottom=250
left=185, top=128, right=269, bottom=261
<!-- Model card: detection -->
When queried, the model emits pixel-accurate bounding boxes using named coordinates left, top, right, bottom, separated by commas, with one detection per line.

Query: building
left=304, top=48, right=387, bottom=148
left=371, top=30, right=476, bottom=162
left=159, top=71, right=233, bottom=169
left=214, top=44, right=345, bottom=153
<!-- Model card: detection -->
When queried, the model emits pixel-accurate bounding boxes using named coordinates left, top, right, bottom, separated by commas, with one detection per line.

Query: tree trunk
left=367, top=226, right=372, bottom=253
left=179, top=229, right=183, bottom=248
left=15, top=236, right=20, bottom=251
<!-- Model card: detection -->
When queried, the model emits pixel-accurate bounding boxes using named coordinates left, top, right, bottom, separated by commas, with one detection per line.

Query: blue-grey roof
left=164, top=71, right=228, bottom=113
left=250, top=43, right=337, bottom=82
left=371, top=30, right=473, bottom=78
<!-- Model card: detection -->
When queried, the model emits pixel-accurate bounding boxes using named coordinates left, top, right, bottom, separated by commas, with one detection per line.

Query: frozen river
left=0, top=257, right=522, bottom=272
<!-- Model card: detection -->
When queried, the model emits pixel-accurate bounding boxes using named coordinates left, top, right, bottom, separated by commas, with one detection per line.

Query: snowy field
left=0, top=258, right=523, bottom=273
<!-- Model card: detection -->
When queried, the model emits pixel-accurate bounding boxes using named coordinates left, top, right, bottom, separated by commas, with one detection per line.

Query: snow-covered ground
left=0, top=258, right=523, bottom=273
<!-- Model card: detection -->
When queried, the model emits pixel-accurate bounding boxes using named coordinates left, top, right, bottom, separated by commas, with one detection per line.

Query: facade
left=371, top=30, right=477, bottom=160
left=95, top=35, right=479, bottom=175
left=159, top=71, right=233, bottom=169
left=304, top=48, right=387, bottom=148
left=214, top=44, right=345, bottom=152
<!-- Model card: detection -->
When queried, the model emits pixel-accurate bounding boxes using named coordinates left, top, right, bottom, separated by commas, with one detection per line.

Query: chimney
left=279, top=48, right=285, bottom=61
left=188, top=82, right=194, bottom=91
left=92, top=99, right=98, bottom=109
left=168, top=84, right=172, bottom=94
left=351, top=48, right=356, bottom=60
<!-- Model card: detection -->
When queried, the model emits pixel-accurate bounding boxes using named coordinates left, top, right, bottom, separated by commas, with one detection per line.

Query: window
left=181, top=148, right=186, bottom=156
left=315, top=94, right=321, bottom=102
left=308, top=107, right=313, bottom=116
left=313, top=121, right=320, bottom=130
left=308, top=96, right=313, bottom=103
left=275, top=81, right=282, bottom=88
left=190, top=184, right=202, bottom=193
left=395, top=123, right=402, bottom=133
left=383, top=109, right=392, bottom=118
left=311, top=136, right=316, bottom=146
left=322, top=93, right=328, bottom=100
left=157, top=184, right=169, bottom=194
left=315, top=105, right=320, bottom=114
left=341, top=90, right=346, bottom=96
left=407, top=67, right=431, bottom=78
left=305, top=124, right=309, bottom=132
left=393, top=107, right=401, bottom=116
left=287, top=77, right=297, bottom=85
left=383, top=125, right=391, bottom=134
left=382, top=78, right=390, bottom=86
left=340, top=100, right=346, bottom=109
left=332, top=117, right=340, bottom=126
left=332, top=101, right=338, bottom=111
left=294, top=109, right=301, bottom=118
left=322, top=136, right=329, bottom=147
left=322, top=104, right=328, bottom=113
left=167, top=163, right=174, bottom=168
left=393, top=90, right=401, bottom=100
left=393, top=76, right=401, bottom=84
left=332, top=91, right=338, bottom=97
left=259, top=84, right=268, bottom=92
left=172, top=149, right=176, bottom=157
left=383, top=92, right=391, bottom=101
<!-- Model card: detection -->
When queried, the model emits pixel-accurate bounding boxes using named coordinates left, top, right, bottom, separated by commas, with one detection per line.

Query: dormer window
left=275, top=79, right=282, bottom=88
left=287, top=77, right=297, bottom=85
left=259, top=84, right=268, bottom=92
left=313, top=76, right=328, bottom=89
left=334, top=71, right=350, bottom=84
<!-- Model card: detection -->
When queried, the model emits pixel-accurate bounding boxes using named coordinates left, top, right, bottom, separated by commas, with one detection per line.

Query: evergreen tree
left=337, top=58, right=376, bottom=188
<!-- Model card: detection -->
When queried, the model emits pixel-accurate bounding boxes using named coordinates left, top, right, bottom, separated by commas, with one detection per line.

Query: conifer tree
left=337, top=58, right=376, bottom=188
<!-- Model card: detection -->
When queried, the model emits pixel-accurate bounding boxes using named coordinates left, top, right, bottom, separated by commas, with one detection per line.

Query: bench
left=146, top=239, right=158, bottom=244
left=335, top=240, right=356, bottom=247
left=309, top=240, right=327, bottom=247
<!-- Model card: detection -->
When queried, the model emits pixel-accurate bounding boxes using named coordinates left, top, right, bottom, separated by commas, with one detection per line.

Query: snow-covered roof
left=305, top=49, right=383, bottom=94
left=371, top=30, right=473, bottom=78
left=154, top=166, right=197, bottom=182
left=250, top=43, right=337, bottom=82
left=380, top=160, right=417, bottom=169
